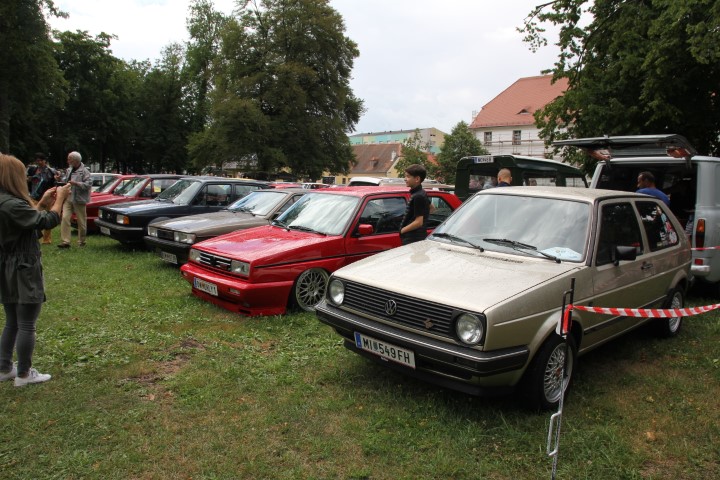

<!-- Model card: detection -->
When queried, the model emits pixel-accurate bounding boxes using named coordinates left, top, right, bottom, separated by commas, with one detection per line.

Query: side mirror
left=356, top=224, right=374, bottom=236
left=613, top=245, right=637, bottom=266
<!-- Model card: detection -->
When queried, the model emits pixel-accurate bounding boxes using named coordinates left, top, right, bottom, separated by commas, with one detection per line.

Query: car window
left=232, top=184, right=263, bottom=202
left=596, top=202, right=644, bottom=266
left=277, top=193, right=359, bottom=236
left=428, top=196, right=453, bottom=228
left=358, top=197, right=406, bottom=234
left=523, top=175, right=556, bottom=186
left=153, top=179, right=179, bottom=195
left=194, top=184, right=232, bottom=206
left=158, top=179, right=202, bottom=204
left=636, top=201, right=679, bottom=252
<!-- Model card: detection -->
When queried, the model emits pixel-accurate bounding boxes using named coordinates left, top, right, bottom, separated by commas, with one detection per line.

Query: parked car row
left=85, top=135, right=703, bottom=410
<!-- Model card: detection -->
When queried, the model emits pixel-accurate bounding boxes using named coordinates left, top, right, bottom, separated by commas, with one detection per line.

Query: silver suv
left=555, top=134, right=720, bottom=292
left=316, top=187, right=691, bottom=410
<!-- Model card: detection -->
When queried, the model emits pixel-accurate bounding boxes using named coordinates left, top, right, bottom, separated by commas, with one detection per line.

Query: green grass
left=1, top=235, right=718, bottom=479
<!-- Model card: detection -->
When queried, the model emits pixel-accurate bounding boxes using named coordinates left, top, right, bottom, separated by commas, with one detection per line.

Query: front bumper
left=180, top=261, right=295, bottom=317
left=316, top=301, right=529, bottom=396
left=95, top=219, right=145, bottom=243
left=144, top=236, right=192, bottom=265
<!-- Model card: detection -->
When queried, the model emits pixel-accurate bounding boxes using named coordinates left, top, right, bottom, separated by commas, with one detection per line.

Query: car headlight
left=455, top=313, right=485, bottom=345
left=328, top=278, right=345, bottom=305
left=174, top=232, right=197, bottom=244
left=230, top=260, right=250, bottom=276
left=116, top=214, right=129, bottom=225
left=147, top=226, right=158, bottom=237
left=188, top=249, right=201, bottom=262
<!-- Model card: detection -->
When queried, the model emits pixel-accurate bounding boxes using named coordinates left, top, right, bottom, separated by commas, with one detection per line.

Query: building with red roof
left=469, top=75, right=568, bottom=159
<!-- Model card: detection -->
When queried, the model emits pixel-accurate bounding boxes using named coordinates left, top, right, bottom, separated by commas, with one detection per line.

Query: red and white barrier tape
left=567, top=303, right=720, bottom=318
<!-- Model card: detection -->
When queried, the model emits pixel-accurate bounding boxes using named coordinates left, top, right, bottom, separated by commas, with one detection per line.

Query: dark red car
left=180, top=188, right=462, bottom=316
left=75, top=174, right=182, bottom=232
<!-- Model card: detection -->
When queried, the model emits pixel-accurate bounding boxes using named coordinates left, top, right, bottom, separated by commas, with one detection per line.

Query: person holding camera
left=0, top=153, right=71, bottom=386
left=58, top=151, right=92, bottom=249
left=26, top=153, right=57, bottom=244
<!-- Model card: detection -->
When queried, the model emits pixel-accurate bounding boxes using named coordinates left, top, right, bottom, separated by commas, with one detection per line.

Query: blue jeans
left=0, top=303, right=43, bottom=376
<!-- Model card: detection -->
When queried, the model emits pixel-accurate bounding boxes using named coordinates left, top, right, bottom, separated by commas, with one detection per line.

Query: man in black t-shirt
left=399, top=164, right=430, bottom=245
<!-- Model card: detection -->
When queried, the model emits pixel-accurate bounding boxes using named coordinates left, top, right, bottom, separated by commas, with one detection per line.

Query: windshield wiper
left=233, top=206, right=255, bottom=215
left=272, top=219, right=289, bottom=230
left=432, top=232, right=484, bottom=251
left=288, top=225, right=326, bottom=235
left=483, top=238, right=560, bottom=263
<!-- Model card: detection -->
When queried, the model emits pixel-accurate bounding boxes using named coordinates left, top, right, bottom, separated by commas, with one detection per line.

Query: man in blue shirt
left=636, top=171, right=670, bottom=205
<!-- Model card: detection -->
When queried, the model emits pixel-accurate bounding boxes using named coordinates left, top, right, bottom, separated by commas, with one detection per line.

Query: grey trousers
left=1, top=303, right=43, bottom=376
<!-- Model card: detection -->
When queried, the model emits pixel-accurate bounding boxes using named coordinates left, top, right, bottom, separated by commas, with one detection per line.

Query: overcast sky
left=49, top=0, right=562, bottom=134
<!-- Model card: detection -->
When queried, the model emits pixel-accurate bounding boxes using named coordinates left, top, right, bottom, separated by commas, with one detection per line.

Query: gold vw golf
left=316, top=187, right=691, bottom=410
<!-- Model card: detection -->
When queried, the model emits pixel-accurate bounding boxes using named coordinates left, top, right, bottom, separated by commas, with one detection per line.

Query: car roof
left=294, top=186, right=417, bottom=198
left=178, top=176, right=271, bottom=184
left=478, top=186, right=667, bottom=203
left=137, top=174, right=184, bottom=179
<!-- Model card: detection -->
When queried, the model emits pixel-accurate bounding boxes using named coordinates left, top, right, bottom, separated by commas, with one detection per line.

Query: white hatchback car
left=316, top=187, right=691, bottom=410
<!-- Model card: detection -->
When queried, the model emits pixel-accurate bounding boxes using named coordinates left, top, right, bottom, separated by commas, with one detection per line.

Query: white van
left=554, top=134, right=720, bottom=291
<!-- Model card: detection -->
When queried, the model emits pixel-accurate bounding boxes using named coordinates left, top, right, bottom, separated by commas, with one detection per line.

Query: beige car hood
left=333, top=240, right=582, bottom=313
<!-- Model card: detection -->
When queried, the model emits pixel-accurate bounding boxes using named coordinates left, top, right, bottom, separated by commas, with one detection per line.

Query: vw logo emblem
left=384, top=299, right=397, bottom=316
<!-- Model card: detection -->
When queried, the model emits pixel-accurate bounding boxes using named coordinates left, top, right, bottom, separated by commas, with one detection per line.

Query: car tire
left=655, top=287, right=684, bottom=338
left=521, top=334, right=577, bottom=411
left=293, top=268, right=329, bottom=312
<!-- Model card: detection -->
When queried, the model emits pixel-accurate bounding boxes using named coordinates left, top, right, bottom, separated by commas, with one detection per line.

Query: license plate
left=354, top=332, right=416, bottom=369
left=100, top=226, right=110, bottom=236
left=194, top=278, right=218, bottom=296
left=160, top=251, right=177, bottom=264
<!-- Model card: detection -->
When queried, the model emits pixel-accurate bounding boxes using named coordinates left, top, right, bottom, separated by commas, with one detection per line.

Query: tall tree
left=183, top=0, right=228, bottom=134
left=394, top=129, right=438, bottom=179
left=50, top=30, right=127, bottom=168
left=435, top=121, right=486, bottom=184
left=192, top=0, right=364, bottom=179
left=136, top=44, right=193, bottom=174
left=0, top=0, right=66, bottom=157
left=521, top=0, right=720, bottom=169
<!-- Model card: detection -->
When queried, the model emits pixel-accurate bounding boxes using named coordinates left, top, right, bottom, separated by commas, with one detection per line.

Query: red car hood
left=193, top=225, right=340, bottom=265
left=88, top=194, right=140, bottom=207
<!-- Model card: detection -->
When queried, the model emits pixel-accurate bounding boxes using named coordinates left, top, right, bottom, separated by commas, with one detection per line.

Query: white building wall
left=473, top=126, right=559, bottom=159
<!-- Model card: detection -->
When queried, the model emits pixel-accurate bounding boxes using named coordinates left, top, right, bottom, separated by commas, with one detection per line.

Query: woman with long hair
left=0, top=153, right=70, bottom=386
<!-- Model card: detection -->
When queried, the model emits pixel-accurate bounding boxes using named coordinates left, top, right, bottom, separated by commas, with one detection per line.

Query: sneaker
left=0, top=364, right=17, bottom=382
left=57, top=243, right=70, bottom=249
left=14, top=368, right=51, bottom=387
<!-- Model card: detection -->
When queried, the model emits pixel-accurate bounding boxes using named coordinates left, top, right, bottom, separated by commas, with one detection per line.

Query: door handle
left=641, top=262, right=653, bottom=271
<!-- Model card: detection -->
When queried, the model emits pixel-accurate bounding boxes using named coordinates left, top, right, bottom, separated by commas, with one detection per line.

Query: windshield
left=432, top=193, right=590, bottom=262
left=96, top=177, right=115, bottom=193
left=275, top=193, right=359, bottom=236
left=119, top=177, right=147, bottom=196
left=229, top=190, right=291, bottom=215
left=156, top=179, right=202, bottom=204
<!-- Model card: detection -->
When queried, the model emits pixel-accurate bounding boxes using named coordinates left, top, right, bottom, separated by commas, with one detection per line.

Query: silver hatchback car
left=316, top=187, right=691, bottom=410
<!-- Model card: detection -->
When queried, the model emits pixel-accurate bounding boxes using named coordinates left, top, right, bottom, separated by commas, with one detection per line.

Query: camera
left=56, top=181, right=67, bottom=187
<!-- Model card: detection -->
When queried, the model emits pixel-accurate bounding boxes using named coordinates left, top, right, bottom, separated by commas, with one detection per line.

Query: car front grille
left=100, top=210, right=116, bottom=222
left=342, top=281, right=457, bottom=339
left=157, top=229, right=174, bottom=241
left=196, top=251, right=232, bottom=272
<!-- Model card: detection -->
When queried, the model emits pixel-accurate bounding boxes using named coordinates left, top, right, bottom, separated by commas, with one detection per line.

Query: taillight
left=695, top=218, right=705, bottom=248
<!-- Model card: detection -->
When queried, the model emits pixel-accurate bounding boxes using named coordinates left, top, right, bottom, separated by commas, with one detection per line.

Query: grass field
left=1, top=235, right=718, bottom=479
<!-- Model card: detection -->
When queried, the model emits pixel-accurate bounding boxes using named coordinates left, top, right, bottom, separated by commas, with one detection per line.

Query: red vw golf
left=181, top=188, right=461, bottom=316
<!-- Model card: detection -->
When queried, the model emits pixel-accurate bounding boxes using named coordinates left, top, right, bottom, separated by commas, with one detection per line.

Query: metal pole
left=547, top=278, right=575, bottom=480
